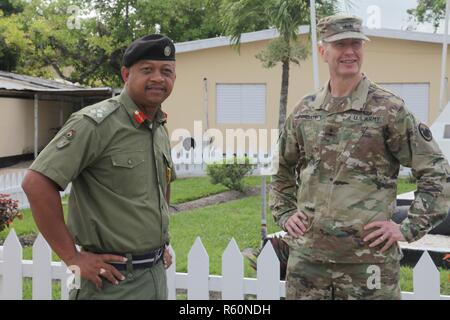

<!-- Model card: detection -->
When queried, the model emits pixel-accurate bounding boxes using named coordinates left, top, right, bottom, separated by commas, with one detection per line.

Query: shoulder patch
left=82, top=99, right=120, bottom=124
left=418, top=123, right=433, bottom=142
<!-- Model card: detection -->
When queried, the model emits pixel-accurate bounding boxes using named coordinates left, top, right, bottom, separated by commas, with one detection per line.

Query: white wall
left=0, top=97, right=72, bottom=158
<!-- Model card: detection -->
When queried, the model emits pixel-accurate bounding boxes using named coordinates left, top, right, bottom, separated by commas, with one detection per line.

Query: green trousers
left=69, top=259, right=168, bottom=300
left=286, top=251, right=401, bottom=300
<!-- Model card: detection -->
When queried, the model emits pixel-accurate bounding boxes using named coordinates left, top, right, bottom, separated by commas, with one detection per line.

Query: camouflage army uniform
left=270, top=76, right=450, bottom=299
left=30, top=89, right=176, bottom=299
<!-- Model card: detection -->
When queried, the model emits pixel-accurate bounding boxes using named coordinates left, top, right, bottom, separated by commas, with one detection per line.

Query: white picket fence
left=0, top=229, right=449, bottom=300
left=171, top=146, right=274, bottom=177
left=0, top=171, right=71, bottom=209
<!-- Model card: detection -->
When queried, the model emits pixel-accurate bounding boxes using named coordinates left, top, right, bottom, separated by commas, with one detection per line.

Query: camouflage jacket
left=270, top=76, right=450, bottom=263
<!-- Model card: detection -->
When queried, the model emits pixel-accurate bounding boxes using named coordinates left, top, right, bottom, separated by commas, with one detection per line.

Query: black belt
left=108, top=247, right=164, bottom=271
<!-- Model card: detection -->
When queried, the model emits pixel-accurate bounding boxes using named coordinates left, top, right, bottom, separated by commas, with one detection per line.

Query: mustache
left=145, top=85, right=166, bottom=91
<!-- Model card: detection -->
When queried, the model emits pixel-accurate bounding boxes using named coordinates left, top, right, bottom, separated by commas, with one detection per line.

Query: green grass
left=0, top=176, right=415, bottom=241
left=0, top=207, right=68, bottom=240
left=2, top=176, right=434, bottom=299
left=400, top=266, right=450, bottom=295
left=397, top=178, right=416, bottom=195
left=170, top=195, right=279, bottom=277
left=22, top=278, right=62, bottom=300
left=170, top=175, right=263, bottom=204
left=0, top=208, right=38, bottom=239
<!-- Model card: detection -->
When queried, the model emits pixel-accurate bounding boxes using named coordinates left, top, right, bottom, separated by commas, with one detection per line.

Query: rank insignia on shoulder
left=418, top=123, right=433, bottom=142
left=56, top=137, right=71, bottom=149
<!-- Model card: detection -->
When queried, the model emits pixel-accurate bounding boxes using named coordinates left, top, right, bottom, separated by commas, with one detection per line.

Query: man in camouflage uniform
left=22, top=34, right=177, bottom=299
left=270, top=15, right=450, bottom=300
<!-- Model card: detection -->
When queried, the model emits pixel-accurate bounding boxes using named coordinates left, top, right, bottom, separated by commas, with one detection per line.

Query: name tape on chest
left=296, top=114, right=322, bottom=121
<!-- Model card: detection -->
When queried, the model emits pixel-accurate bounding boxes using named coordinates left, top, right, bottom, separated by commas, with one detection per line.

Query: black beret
left=122, top=34, right=176, bottom=67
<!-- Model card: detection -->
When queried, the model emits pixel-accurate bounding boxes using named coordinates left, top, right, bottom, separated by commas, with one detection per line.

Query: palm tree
left=220, top=0, right=340, bottom=130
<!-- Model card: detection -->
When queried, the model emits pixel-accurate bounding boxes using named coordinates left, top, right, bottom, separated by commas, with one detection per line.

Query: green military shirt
left=270, top=76, right=450, bottom=263
left=30, top=89, right=176, bottom=255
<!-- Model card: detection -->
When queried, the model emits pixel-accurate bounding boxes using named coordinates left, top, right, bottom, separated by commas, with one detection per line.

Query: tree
left=220, top=0, right=338, bottom=130
left=407, top=0, right=446, bottom=32
left=0, top=0, right=25, bottom=71
left=0, top=0, right=128, bottom=85
left=0, top=0, right=225, bottom=86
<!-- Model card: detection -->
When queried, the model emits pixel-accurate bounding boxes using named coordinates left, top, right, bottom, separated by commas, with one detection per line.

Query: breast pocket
left=110, top=151, right=147, bottom=197
left=338, top=124, right=386, bottom=175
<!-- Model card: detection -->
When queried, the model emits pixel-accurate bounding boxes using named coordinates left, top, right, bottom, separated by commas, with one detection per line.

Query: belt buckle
left=156, top=247, right=163, bottom=259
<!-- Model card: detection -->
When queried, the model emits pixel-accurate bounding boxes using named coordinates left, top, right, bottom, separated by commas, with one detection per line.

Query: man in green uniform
left=22, top=34, right=177, bottom=300
left=270, top=15, right=450, bottom=299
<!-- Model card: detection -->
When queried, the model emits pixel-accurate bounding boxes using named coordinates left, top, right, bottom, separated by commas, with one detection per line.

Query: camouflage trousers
left=286, top=252, right=401, bottom=300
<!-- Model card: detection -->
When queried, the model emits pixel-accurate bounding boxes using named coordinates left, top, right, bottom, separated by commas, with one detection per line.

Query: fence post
left=166, top=245, right=176, bottom=300
left=257, top=240, right=280, bottom=300
left=60, top=261, right=71, bottom=300
left=2, top=229, right=23, bottom=299
left=32, top=234, right=52, bottom=300
left=4, top=173, right=11, bottom=190
left=12, top=172, right=19, bottom=187
left=413, top=251, right=441, bottom=299
left=222, top=238, right=244, bottom=300
left=187, top=237, right=209, bottom=300
left=0, top=174, right=5, bottom=189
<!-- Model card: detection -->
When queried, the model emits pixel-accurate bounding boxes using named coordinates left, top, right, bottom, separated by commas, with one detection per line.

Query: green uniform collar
left=312, top=74, right=370, bottom=112
left=118, top=89, right=168, bottom=128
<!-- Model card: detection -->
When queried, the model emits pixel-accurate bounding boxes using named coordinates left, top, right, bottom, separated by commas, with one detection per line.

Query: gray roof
left=0, top=70, right=114, bottom=98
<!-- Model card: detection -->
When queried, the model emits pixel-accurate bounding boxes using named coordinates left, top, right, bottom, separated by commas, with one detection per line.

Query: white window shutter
left=217, top=84, right=266, bottom=124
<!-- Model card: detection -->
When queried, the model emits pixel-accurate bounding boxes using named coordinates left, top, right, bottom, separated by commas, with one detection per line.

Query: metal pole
left=309, top=0, right=320, bottom=89
left=203, top=77, right=209, bottom=130
left=261, top=175, right=267, bottom=243
left=439, top=0, right=450, bottom=113
left=59, top=105, right=64, bottom=127
left=34, top=94, right=39, bottom=159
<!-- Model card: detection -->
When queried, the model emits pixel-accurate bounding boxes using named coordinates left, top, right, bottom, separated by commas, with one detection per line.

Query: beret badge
left=164, top=46, right=172, bottom=57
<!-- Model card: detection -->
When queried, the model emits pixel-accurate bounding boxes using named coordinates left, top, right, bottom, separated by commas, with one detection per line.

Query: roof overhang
left=0, top=87, right=114, bottom=101
left=175, top=26, right=449, bottom=54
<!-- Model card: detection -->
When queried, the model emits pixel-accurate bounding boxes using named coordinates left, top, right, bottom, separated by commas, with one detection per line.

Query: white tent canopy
left=430, top=101, right=450, bottom=162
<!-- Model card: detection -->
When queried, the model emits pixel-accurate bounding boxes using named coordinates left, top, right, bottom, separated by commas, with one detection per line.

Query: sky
left=337, top=0, right=447, bottom=34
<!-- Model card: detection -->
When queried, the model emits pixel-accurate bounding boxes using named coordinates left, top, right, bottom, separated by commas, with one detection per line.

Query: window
left=444, top=124, right=450, bottom=139
left=216, top=84, right=266, bottom=124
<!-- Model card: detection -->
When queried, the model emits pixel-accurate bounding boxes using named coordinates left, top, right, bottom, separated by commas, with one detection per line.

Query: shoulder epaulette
left=372, top=84, right=404, bottom=102
left=81, top=99, right=121, bottom=124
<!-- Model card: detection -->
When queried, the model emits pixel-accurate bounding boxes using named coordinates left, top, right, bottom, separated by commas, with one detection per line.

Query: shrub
left=206, top=157, right=255, bottom=192
left=0, top=194, right=22, bottom=232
